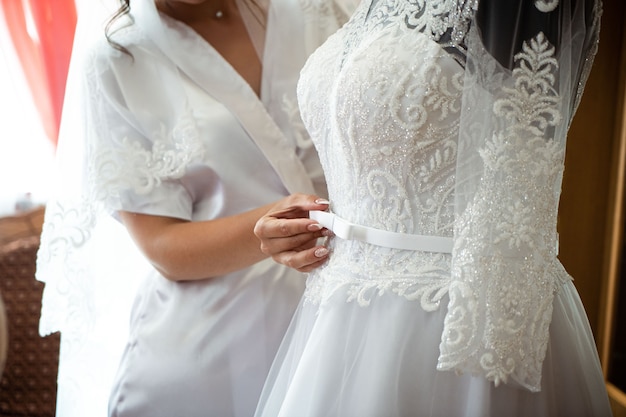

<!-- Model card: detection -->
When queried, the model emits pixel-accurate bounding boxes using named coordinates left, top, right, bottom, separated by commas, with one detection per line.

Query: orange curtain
left=1, top=0, right=77, bottom=147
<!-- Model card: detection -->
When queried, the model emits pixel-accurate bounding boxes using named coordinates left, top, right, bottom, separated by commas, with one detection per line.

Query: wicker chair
left=0, top=209, right=60, bottom=417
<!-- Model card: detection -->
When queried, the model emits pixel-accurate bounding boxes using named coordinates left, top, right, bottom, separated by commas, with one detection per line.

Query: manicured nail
left=315, top=198, right=330, bottom=205
left=321, top=229, right=334, bottom=237
left=314, top=247, right=329, bottom=258
left=308, top=223, right=323, bottom=231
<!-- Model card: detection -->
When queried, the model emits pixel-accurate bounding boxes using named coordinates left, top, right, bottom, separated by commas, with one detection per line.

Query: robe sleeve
left=86, top=38, right=202, bottom=220
left=36, top=24, right=204, bottom=337
left=437, top=0, right=602, bottom=392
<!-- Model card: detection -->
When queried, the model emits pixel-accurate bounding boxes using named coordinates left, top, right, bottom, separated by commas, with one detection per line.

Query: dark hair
left=105, top=0, right=133, bottom=57
left=104, top=0, right=268, bottom=58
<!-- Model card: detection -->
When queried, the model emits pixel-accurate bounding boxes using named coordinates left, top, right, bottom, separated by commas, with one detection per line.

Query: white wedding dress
left=255, top=0, right=614, bottom=416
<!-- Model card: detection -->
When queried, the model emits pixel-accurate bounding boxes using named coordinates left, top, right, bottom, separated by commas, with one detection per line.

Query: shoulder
left=85, top=19, right=159, bottom=76
left=75, top=25, right=169, bottom=113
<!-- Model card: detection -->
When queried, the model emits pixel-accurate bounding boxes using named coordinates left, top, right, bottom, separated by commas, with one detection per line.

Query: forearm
left=120, top=204, right=273, bottom=281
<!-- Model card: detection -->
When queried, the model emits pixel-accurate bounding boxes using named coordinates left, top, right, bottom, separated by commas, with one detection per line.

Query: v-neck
left=130, top=0, right=318, bottom=195
left=158, top=10, right=268, bottom=103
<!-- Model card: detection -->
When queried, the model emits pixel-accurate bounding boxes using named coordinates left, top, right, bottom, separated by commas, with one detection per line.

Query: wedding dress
left=255, top=0, right=613, bottom=416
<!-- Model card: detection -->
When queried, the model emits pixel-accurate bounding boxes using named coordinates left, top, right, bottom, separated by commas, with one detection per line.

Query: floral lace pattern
left=437, top=31, right=571, bottom=391
left=300, top=1, right=464, bottom=306
left=338, top=0, right=478, bottom=68
left=91, top=110, right=204, bottom=207
left=305, top=239, right=452, bottom=311
left=37, top=199, right=97, bottom=336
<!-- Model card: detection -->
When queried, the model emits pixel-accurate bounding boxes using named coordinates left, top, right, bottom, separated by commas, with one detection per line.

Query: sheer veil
left=34, top=1, right=155, bottom=414
left=438, top=0, right=602, bottom=391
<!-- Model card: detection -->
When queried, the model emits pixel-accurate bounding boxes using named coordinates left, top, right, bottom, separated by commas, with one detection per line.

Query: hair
left=105, top=0, right=133, bottom=57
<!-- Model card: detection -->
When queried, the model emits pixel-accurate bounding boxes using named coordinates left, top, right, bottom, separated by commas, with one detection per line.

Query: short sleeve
left=118, top=179, right=193, bottom=220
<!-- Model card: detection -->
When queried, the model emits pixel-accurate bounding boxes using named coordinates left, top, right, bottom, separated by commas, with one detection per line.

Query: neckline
left=157, top=8, right=268, bottom=101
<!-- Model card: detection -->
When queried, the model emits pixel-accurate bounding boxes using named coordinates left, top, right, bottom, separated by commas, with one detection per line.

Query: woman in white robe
left=35, top=0, right=350, bottom=416
left=254, top=0, right=614, bottom=415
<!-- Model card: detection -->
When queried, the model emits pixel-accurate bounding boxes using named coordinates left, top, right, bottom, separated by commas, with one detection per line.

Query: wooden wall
left=559, top=0, right=625, bottom=338
left=558, top=0, right=626, bottom=413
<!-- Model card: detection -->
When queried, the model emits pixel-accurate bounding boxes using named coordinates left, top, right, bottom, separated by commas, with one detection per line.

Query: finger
left=255, top=217, right=323, bottom=240
left=295, top=246, right=330, bottom=273
left=273, top=245, right=329, bottom=272
left=268, top=196, right=330, bottom=219
left=259, top=231, right=324, bottom=256
left=296, top=258, right=328, bottom=273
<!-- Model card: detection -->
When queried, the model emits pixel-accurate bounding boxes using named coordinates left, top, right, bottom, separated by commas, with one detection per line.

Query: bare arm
left=120, top=194, right=329, bottom=281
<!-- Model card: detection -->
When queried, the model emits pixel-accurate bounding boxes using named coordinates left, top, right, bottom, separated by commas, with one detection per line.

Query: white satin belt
left=309, top=210, right=453, bottom=253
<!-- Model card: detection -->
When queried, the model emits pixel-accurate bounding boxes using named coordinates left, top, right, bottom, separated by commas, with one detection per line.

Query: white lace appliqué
left=304, top=239, right=452, bottom=311
left=92, top=109, right=204, bottom=205
left=300, top=24, right=461, bottom=311
left=438, top=32, right=570, bottom=392
left=37, top=199, right=97, bottom=336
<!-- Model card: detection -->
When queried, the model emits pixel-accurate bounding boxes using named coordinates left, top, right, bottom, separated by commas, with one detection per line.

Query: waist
left=309, top=210, right=453, bottom=253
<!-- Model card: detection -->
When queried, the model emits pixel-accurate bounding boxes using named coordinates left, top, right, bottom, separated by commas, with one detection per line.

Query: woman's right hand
left=254, top=194, right=331, bottom=273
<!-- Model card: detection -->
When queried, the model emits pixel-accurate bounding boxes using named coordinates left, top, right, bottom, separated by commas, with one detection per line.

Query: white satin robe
left=34, top=0, right=350, bottom=416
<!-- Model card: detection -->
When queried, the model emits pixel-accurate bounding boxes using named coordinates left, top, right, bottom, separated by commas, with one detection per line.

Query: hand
left=254, top=193, right=331, bottom=272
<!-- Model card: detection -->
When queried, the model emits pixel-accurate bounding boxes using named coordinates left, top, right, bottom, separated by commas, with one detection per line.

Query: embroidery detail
left=438, top=32, right=568, bottom=392
left=36, top=198, right=97, bottom=336
left=92, top=109, right=204, bottom=204
left=304, top=239, right=451, bottom=312
left=297, top=0, right=599, bottom=397
left=300, top=12, right=462, bottom=307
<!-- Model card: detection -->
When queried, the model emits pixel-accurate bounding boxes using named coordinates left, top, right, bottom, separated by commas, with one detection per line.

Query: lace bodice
left=297, top=0, right=473, bottom=311
left=300, top=0, right=469, bottom=238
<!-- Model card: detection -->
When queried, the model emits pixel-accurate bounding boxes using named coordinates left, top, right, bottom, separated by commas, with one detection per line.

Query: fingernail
left=322, top=229, right=334, bottom=237
left=314, top=247, right=329, bottom=258
left=308, top=223, right=323, bottom=231
left=314, top=198, right=330, bottom=205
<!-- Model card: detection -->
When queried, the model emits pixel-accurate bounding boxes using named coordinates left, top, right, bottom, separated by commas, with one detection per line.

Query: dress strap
left=309, top=210, right=453, bottom=253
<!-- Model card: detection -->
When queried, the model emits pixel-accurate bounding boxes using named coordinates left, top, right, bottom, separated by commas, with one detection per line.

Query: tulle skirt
left=255, top=274, right=613, bottom=417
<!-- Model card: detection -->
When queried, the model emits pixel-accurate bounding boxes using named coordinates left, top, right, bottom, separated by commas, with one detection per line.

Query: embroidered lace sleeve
left=437, top=0, right=602, bottom=392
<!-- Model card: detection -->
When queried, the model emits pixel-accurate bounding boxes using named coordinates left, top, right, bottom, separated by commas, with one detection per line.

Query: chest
left=298, top=10, right=466, bottom=166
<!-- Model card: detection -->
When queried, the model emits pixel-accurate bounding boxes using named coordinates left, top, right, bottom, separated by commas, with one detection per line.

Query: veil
left=437, top=0, right=602, bottom=392
left=35, top=1, right=152, bottom=414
